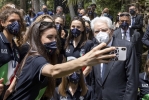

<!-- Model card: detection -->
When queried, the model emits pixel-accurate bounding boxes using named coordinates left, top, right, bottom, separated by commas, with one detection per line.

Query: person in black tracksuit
left=64, top=17, right=94, bottom=86
left=51, top=57, right=92, bottom=100
left=0, top=7, right=25, bottom=99
left=139, top=59, right=149, bottom=100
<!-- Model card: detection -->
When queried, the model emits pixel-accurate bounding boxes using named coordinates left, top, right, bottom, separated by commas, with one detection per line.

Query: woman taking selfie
left=3, top=21, right=115, bottom=100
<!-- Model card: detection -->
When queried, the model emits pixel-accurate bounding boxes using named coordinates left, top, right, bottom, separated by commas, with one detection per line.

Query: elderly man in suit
left=91, top=16, right=139, bottom=100
left=113, top=12, right=141, bottom=70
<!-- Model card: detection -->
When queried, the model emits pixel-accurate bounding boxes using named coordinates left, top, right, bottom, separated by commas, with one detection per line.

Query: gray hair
left=56, top=6, right=63, bottom=11
left=91, top=16, right=114, bottom=31
left=119, top=12, right=131, bottom=20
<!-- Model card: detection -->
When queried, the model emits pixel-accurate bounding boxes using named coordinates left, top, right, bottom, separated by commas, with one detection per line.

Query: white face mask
left=95, top=32, right=110, bottom=44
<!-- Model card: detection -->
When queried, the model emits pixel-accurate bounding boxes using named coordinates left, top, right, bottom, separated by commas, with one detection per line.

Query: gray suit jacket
left=91, top=37, right=139, bottom=100
left=113, top=28, right=142, bottom=68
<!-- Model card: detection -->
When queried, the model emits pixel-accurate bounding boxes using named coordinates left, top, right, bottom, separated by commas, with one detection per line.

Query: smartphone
left=109, top=47, right=127, bottom=61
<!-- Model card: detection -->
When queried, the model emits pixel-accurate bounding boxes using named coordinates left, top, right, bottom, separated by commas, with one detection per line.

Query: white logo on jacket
left=142, top=84, right=148, bottom=87
left=1, top=49, right=8, bottom=54
left=66, top=49, right=70, bottom=53
left=60, top=96, right=67, bottom=100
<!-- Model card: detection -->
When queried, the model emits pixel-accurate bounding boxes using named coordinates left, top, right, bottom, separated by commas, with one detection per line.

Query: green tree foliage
left=0, top=0, right=20, bottom=8
left=0, top=0, right=32, bottom=11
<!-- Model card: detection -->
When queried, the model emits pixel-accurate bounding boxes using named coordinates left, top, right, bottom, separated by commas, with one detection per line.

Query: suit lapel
left=95, top=64, right=102, bottom=86
left=116, top=28, right=122, bottom=39
left=102, top=38, right=118, bottom=85
left=102, top=60, right=115, bottom=85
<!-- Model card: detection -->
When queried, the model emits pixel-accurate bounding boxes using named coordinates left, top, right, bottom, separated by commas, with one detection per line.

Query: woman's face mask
left=67, top=72, right=81, bottom=84
left=6, top=21, right=20, bottom=36
left=71, top=28, right=82, bottom=38
left=86, top=27, right=92, bottom=34
left=43, top=41, right=57, bottom=55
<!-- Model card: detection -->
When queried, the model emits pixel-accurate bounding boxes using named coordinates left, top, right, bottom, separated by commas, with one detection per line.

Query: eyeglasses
left=33, top=21, right=55, bottom=31
left=119, top=13, right=130, bottom=17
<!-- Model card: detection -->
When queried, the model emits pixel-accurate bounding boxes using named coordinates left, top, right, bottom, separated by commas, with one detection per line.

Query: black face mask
left=116, top=16, right=119, bottom=22
left=120, top=22, right=129, bottom=31
left=44, top=41, right=57, bottom=55
left=6, top=21, right=20, bottom=36
left=43, top=8, right=48, bottom=12
left=86, top=28, right=92, bottom=34
left=88, top=11, right=93, bottom=16
left=56, top=24, right=62, bottom=33
left=71, top=28, right=81, bottom=38
left=67, top=72, right=80, bottom=84
left=129, top=9, right=136, bottom=15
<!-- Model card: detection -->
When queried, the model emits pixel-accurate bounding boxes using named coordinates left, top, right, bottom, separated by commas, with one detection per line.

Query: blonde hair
left=0, top=3, right=15, bottom=13
left=34, top=14, right=54, bottom=23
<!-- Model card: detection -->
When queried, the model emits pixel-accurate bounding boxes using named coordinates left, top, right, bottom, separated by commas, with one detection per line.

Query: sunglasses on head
left=119, top=13, right=130, bottom=17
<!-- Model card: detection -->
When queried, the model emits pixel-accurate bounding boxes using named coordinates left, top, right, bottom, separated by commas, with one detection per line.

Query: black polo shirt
left=52, top=85, right=92, bottom=100
left=8, top=55, right=49, bottom=100
left=0, top=32, right=20, bottom=84
left=65, top=40, right=93, bottom=59
left=139, top=72, right=149, bottom=99
left=64, top=40, right=93, bottom=86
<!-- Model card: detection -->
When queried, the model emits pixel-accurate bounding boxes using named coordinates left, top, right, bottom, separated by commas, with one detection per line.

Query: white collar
left=121, top=28, right=130, bottom=33
left=131, top=15, right=136, bottom=18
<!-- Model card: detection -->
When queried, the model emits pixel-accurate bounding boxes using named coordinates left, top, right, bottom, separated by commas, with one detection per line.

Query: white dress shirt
left=121, top=28, right=130, bottom=41
left=100, top=37, right=113, bottom=78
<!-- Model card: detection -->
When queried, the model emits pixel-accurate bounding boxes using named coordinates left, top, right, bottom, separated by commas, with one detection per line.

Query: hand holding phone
left=109, top=47, right=127, bottom=61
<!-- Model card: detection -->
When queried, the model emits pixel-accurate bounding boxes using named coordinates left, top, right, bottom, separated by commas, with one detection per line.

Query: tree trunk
left=68, top=4, right=75, bottom=20
left=42, top=0, right=47, bottom=4
left=32, top=0, right=40, bottom=13
left=20, top=0, right=26, bottom=12
left=92, top=0, right=96, bottom=3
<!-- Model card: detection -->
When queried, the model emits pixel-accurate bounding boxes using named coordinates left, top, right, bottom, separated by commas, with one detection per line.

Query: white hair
left=82, top=16, right=90, bottom=22
left=91, top=16, right=114, bottom=31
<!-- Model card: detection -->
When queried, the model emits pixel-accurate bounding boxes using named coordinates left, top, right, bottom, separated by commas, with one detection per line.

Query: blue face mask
left=56, top=24, right=62, bottom=33
left=120, top=22, right=129, bottom=31
left=44, top=41, right=57, bottom=55
left=103, top=13, right=108, bottom=17
left=7, top=21, right=20, bottom=36
left=78, top=14, right=82, bottom=17
left=71, top=28, right=81, bottom=38
left=68, top=72, right=80, bottom=84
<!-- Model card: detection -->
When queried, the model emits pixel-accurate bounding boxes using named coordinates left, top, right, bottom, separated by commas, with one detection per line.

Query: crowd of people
left=0, top=2, right=149, bottom=100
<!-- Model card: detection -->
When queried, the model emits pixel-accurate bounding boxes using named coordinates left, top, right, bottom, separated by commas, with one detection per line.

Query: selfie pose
left=3, top=21, right=115, bottom=100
